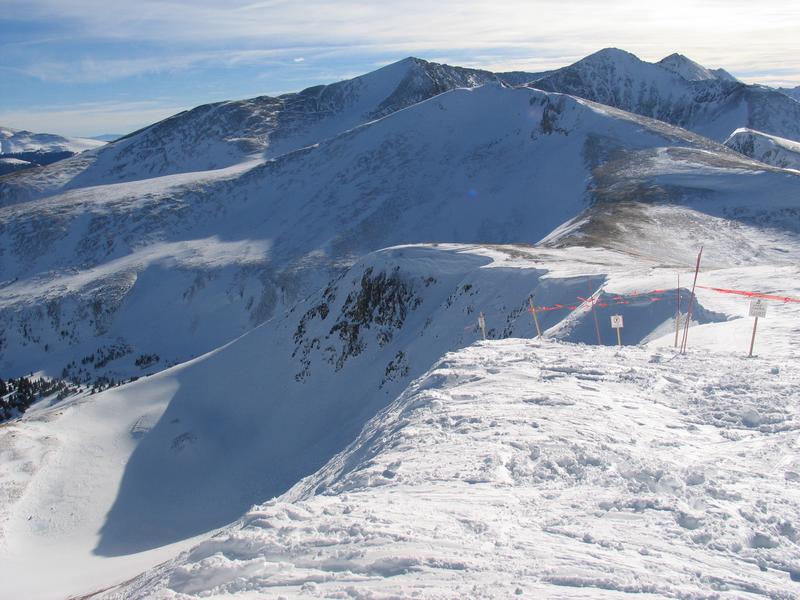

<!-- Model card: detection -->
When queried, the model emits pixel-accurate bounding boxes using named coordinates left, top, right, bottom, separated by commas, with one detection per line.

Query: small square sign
left=748, top=299, right=767, bottom=319
left=610, top=315, right=624, bottom=328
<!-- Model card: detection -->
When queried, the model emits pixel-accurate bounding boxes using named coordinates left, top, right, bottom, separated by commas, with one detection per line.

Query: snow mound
left=724, top=128, right=800, bottom=171
left=99, top=339, right=800, bottom=599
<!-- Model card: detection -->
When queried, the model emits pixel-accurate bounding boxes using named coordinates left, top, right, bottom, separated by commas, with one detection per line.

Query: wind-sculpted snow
left=99, top=339, right=800, bottom=599
left=725, top=128, right=800, bottom=171
left=0, top=83, right=743, bottom=383
left=0, top=58, right=495, bottom=205
left=532, top=48, right=800, bottom=144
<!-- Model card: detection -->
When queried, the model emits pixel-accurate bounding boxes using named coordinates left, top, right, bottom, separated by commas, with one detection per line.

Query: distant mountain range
left=91, top=133, right=125, bottom=142
left=0, top=126, right=105, bottom=175
left=518, top=48, right=800, bottom=143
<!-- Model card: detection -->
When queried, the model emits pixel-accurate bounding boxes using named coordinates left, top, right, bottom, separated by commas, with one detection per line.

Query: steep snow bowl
left=548, top=288, right=729, bottom=346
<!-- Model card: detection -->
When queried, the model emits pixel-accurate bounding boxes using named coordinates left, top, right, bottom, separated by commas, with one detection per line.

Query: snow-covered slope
left=1, top=83, right=762, bottom=384
left=0, top=58, right=495, bottom=204
left=4, top=238, right=800, bottom=599
left=532, top=48, right=800, bottom=143
left=496, top=69, right=552, bottom=85
left=101, top=338, right=800, bottom=599
left=724, top=128, right=800, bottom=171
left=543, top=142, right=800, bottom=266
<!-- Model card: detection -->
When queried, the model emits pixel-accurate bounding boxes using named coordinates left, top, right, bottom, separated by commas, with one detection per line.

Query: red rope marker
left=696, top=286, right=800, bottom=304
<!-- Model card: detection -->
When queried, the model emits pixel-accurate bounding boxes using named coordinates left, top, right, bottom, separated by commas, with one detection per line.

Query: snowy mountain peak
left=657, top=52, right=717, bottom=81
left=777, top=85, right=800, bottom=102
left=578, top=47, right=644, bottom=67
left=0, top=58, right=497, bottom=203
left=534, top=48, right=800, bottom=143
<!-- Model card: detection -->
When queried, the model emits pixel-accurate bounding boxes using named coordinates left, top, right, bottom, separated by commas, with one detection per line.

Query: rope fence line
left=527, top=285, right=800, bottom=315
left=464, top=280, right=800, bottom=354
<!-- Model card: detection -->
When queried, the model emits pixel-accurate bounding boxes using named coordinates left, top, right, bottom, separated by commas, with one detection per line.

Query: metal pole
left=616, top=327, right=622, bottom=347
left=674, top=273, right=680, bottom=348
left=748, top=316, right=759, bottom=357
left=680, top=247, right=703, bottom=355
left=529, top=297, right=542, bottom=339
left=589, top=281, right=602, bottom=345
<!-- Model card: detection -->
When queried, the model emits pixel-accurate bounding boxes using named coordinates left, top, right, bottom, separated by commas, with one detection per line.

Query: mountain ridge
left=0, top=58, right=497, bottom=204
left=0, top=82, right=771, bottom=384
left=531, top=48, right=800, bottom=143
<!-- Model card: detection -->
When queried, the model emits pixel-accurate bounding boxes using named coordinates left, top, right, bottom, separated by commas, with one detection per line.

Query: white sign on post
left=747, top=299, right=766, bottom=357
left=749, top=299, right=767, bottom=319
left=610, top=314, right=623, bottom=346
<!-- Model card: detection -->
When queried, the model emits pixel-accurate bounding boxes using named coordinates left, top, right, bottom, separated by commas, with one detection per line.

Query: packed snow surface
left=104, top=338, right=800, bottom=599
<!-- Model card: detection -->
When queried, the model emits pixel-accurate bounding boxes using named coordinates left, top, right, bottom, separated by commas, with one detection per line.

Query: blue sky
left=1, top=0, right=799, bottom=137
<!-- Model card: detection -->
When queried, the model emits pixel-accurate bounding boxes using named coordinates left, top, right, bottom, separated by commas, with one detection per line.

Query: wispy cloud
left=0, top=100, right=188, bottom=137
left=3, top=0, right=799, bottom=85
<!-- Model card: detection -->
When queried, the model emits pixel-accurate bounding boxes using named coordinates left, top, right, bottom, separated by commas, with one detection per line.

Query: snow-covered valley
left=1, top=48, right=799, bottom=599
